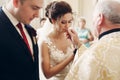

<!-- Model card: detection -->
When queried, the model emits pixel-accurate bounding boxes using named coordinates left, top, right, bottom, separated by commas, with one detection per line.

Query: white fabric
left=65, top=32, right=120, bottom=80
left=37, top=18, right=53, bottom=45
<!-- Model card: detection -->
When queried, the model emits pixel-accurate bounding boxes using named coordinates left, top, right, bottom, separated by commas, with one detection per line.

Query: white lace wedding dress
left=42, top=37, right=73, bottom=80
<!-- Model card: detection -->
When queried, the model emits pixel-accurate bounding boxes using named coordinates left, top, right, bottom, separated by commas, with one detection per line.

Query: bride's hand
left=68, top=29, right=82, bottom=48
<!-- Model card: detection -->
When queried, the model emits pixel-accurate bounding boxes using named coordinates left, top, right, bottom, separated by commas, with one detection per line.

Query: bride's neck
left=51, top=30, right=64, bottom=39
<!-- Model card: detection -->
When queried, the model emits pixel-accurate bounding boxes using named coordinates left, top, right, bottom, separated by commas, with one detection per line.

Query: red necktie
left=17, top=23, right=32, bottom=56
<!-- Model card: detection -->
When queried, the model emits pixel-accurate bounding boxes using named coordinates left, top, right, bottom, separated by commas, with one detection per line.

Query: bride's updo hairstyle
left=45, top=1, right=72, bottom=23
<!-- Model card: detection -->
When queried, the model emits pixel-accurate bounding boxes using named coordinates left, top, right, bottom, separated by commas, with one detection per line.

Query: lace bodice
left=44, top=38, right=73, bottom=80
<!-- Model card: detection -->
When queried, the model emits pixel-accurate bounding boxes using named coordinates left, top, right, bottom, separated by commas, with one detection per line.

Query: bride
left=38, top=1, right=77, bottom=80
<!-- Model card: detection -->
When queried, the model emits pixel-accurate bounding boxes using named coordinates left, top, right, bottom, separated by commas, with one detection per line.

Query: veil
left=37, top=18, right=53, bottom=45
left=37, top=18, right=53, bottom=80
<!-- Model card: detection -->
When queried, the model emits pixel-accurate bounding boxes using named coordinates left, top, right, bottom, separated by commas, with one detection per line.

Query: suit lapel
left=25, top=25, right=38, bottom=61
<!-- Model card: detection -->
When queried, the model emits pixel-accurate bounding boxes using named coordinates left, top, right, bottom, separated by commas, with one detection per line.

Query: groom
left=0, top=0, right=43, bottom=80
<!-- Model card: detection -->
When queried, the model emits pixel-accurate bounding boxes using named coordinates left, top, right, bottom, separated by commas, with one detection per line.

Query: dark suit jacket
left=0, top=8, right=39, bottom=80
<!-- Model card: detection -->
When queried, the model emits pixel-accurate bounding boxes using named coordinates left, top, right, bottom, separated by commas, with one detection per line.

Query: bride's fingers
left=68, top=29, right=77, bottom=37
left=65, top=31, right=71, bottom=40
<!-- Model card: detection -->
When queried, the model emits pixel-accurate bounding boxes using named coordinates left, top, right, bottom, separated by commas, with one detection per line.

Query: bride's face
left=55, top=13, right=73, bottom=33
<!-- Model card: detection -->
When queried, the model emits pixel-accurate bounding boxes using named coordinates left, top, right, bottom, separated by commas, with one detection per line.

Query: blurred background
left=0, top=0, right=97, bottom=31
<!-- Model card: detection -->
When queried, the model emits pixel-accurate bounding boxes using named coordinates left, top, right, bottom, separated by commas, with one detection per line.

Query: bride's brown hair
left=45, top=1, right=72, bottom=23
